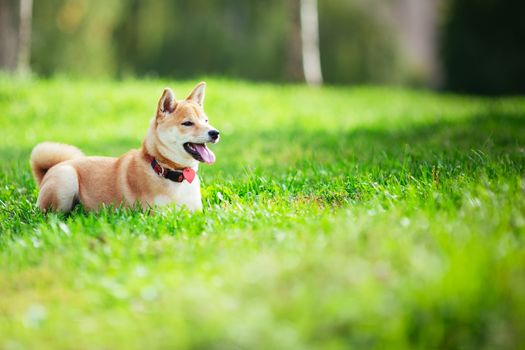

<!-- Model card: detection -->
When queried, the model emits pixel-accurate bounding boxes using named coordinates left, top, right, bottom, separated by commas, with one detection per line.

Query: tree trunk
left=0, top=0, right=32, bottom=74
left=0, top=0, right=19, bottom=71
left=17, top=0, right=32, bottom=74
left=285, top=0, right=304, bottom=81
left=394, top=0, right=441, bottom=87
left=300, top=0, right=323, bottom=85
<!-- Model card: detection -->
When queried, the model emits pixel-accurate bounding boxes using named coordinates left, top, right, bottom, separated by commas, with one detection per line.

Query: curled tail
left=30, top=142, right=84, bottom=186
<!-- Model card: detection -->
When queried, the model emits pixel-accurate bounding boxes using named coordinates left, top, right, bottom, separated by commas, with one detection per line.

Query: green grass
left=1, top=77, right=525, bottom=349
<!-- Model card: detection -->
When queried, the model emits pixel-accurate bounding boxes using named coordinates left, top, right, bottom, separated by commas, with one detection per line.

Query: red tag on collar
left=183, top=168, right=196, bottom=183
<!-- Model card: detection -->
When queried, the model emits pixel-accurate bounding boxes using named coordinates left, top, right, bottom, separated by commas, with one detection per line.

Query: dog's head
left=154, top=82, right=219, bottom=166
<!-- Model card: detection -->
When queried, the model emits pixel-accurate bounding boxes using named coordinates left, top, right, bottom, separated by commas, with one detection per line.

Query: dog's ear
left=186, top=82, right=206, bottom=106
left=157, top=88, right=177, bottom=118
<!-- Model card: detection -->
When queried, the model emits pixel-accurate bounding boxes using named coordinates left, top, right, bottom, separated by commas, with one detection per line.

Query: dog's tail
left=30, top=142, right=84, bottom=187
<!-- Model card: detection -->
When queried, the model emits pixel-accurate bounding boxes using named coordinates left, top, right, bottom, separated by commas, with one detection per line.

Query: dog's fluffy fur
left=30, top=82, right=219, bottom=213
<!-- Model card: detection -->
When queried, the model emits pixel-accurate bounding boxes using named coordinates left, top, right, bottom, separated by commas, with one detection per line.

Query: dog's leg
left=37, top=165, right=79, bottom=213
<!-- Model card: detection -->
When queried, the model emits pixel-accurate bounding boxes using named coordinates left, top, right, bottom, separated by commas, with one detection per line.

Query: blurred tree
left=28, top=0, right=412, bottom=85
left=394, top=0, right=441, bottom=87
left=113, top=0, right=291, bottom=80
left=18, top=0, right=32, bottom=74
left=0, top=0, right=18, bottom=71
left=319, top=0, right=402, bottom=84
left=442, top=0, right=525, bottom=94
left=31, top=0, right=124, bottom=77
left=285, top=0, right=303, bottom=81
left=300, top=0, right=323, bottom=85
left=0, top=0, right=32, bottom=74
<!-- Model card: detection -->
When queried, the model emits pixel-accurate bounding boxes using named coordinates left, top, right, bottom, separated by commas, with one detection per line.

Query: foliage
left=1, top=77, right=525, bottom=348
left=319, top=0, right=402, bottom=84
left=441, top=0, right=525, bottom=94
left=31, top=0, right=124, bottom=77
left=30, top=0, right=404, bottom=84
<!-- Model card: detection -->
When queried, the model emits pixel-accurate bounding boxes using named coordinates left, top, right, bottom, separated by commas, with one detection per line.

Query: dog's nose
left=208, top=130, right=220, bottom=139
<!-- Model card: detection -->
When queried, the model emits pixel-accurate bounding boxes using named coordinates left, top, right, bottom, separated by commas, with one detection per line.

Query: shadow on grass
left=211, top=111, right=525, bottom=176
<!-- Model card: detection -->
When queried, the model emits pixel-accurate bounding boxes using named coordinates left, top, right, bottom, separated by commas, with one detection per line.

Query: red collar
left=147, top=156, right=196, bottom=183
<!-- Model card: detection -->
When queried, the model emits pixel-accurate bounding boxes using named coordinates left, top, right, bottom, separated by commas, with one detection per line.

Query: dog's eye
left=182, top=121, right=194, bottom=126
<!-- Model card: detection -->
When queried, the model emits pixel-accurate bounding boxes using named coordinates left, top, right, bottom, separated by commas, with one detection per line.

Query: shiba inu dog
left=30, top=82, right=219, bottom=213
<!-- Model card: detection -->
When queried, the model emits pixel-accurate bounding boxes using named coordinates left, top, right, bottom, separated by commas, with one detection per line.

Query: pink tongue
left=193, top=144, right=216, bottom=164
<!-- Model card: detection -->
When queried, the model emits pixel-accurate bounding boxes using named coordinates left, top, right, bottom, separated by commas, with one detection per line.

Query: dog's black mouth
left=183, top=142, right=216, bottom=164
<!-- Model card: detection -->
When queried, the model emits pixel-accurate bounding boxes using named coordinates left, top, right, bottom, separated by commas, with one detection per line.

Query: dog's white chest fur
left=154, top=176, right=202, bottom=212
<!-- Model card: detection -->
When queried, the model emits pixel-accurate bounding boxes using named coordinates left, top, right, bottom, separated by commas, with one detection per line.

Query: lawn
left=1, top=77, right=524, bottom=349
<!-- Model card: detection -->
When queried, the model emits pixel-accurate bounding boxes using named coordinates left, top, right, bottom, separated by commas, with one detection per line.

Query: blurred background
left=1, top=0, right=524, bottom=95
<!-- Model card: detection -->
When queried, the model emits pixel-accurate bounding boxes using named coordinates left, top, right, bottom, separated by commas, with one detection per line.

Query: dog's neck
left=142, top=119, right=199, bottom=171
